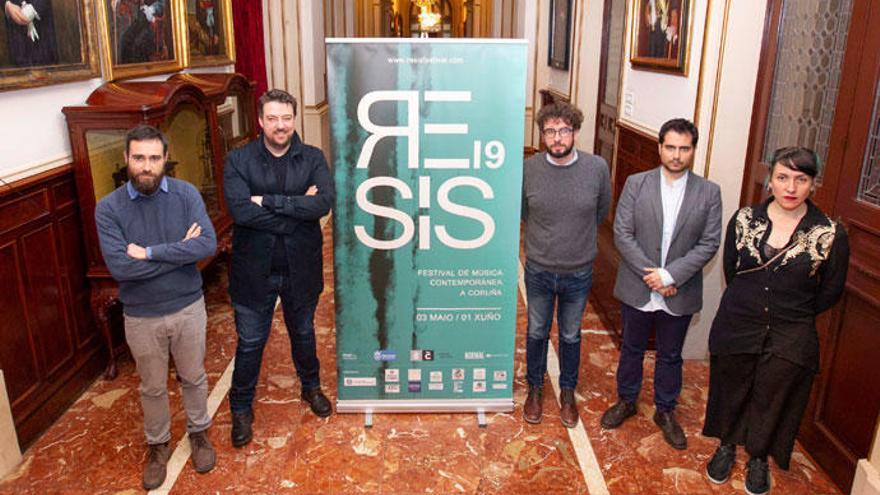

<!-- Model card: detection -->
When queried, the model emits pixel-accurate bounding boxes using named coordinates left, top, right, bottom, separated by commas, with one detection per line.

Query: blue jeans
left=525, top=263, right=592, bottom=390
left=229, top=273, right=320, bottom=414
left=616, top=303, right=692, bottom=412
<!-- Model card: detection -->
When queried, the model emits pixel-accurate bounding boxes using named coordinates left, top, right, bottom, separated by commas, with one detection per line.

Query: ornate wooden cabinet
left=62, top=73, right=256, bottom=378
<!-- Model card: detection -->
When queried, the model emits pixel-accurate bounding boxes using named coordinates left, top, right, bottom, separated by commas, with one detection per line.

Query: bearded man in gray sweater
left=521, top=103, right=611, bottom=427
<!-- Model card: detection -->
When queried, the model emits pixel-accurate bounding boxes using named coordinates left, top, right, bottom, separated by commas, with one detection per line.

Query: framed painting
left=630, top=0, right=693, bottom=75
left=0, top=0, right=100, bottom=91
left=548, top=0, right=572, bottom=71
left=96, top=0, right=186, bottom=81
left=183, top=0, right=234, bottom=67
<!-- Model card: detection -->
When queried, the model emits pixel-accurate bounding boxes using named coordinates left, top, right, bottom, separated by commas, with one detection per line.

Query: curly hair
left=536, top=102, right=584, bottom=131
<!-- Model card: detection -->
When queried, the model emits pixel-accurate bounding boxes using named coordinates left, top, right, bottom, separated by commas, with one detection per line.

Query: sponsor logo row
left=342, top=368, right=509, bottom=394
left=363, top=349, right=506, bottom=363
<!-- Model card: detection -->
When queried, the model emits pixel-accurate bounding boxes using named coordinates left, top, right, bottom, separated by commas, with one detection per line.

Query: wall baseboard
left=0, top=371, right=22, bottom=480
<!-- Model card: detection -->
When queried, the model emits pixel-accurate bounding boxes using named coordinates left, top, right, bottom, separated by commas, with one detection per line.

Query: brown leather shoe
left=142, top=441, right=171, bottom=490
left=560, top=388, right=579, bottom=428
left=189, top=429, right=216, bottom=473
left=600, top=400, right=637, bottom=429
left=653, top=409, right=687, bottom=450
left=523, top=384, right=543, bottom=424
left=301, top=387, right=332, bottom=417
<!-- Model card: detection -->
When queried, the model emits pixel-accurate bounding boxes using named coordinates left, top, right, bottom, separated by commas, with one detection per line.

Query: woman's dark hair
left=769, top=146, right=820, bottom=178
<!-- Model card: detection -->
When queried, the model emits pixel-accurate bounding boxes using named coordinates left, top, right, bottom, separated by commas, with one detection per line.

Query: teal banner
left=327, top=39, right=526, bottom=412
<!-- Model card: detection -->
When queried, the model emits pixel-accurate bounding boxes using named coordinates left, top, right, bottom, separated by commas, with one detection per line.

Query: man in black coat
left=223, top=89, right=335, bottom=448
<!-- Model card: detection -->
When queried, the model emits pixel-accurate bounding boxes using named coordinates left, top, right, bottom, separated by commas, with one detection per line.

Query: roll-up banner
left=327, top=39, right=527, bottom=413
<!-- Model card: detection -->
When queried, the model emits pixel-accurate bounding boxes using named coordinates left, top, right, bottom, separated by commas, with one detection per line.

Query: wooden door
left=593, top=0, right=626, bottom=166
left=741, top=1, right=880, bottom=491
left=798, top=1, right=880, bottom=491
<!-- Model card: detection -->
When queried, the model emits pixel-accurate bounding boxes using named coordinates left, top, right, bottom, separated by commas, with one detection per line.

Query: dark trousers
left=616, top=303, right=692, bottom=412
left=703, top=353, right=814, bottom=469
left=229, top=272, right=320, bottom=414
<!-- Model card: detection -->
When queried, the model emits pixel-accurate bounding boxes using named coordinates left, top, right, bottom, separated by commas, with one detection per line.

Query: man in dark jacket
left=224, top=89, right=335, bottom=448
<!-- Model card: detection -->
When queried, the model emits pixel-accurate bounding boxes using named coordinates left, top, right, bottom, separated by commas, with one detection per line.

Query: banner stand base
left=337, top=399, right=513, bottom=419
left=476, top=408, right=487, bottom=428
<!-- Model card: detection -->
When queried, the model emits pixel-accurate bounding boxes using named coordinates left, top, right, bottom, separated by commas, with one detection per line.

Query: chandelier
left=414, top=0, right=441, bottom=31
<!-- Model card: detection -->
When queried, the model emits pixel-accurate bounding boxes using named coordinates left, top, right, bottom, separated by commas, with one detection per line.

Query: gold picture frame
left=629, top=0, right=694, bottom=75
left=183, top=0, right=235, bottom=67
left=548, top=0, right=572, bottom=71
left=0, top=0, right=100, bottom=92
left=95, top=0, right=187, bottom=81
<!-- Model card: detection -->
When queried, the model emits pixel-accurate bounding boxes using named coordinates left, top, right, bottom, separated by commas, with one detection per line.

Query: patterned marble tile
left=0, top=225, right=841, bottom=495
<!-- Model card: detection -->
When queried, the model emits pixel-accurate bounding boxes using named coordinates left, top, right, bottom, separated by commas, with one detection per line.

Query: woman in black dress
left=702, top=147, right=850, bottom=495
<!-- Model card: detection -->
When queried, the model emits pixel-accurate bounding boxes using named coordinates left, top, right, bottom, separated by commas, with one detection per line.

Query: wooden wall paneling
left=614, top=124, right=659, bottom=203
left=57, top=210, right=98, bottom=351
left=0, top=190, right=49, bottom=235
left=0, top=167, right=106, bottom=448
left=0, top=240, right=40, bottom=408
left=21, top=224, right=75, bottom=381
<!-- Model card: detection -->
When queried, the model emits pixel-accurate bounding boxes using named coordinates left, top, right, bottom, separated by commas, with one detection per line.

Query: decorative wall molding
left=0, top=153, right=73, bottom=187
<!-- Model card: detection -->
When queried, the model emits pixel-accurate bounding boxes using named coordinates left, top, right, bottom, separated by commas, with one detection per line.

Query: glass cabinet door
left=85, top=129, right=129, bottom=202
left=217, top=93, right=253, bottom=154
left=162, top=103, right=219, bottom=218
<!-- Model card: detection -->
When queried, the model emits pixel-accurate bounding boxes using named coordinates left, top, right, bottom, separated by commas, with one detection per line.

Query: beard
left=662, top=159, right=689, bottom=174
left=547, top=141, right=575, bottom=159
left=131, top=170, right=164, bottom=195
left=265, top=129, right=293, bottom=150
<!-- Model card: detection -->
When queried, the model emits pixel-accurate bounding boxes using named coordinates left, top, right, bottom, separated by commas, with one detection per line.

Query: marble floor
left=0, top=222, right=842, bottom=494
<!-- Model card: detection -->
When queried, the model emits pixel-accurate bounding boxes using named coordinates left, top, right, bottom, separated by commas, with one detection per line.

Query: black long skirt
left=702, top=352, right=814, bottom=469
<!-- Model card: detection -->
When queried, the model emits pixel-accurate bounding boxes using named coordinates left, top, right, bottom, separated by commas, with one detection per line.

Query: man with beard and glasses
left=600, top=118, right=721, bottom=451
left=95, top=124, right=217, bottom=490
left=521, top=102, right=611, bottom=428
left=223, top=89, right=335, bottom=448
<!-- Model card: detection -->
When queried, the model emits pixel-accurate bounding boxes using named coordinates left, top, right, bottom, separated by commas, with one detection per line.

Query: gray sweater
left=521, top=151, right=611, bottom=273
left=95, top=178, right=217, bottom=317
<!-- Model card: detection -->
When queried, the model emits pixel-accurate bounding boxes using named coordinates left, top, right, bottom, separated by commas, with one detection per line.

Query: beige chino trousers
left=124, top=296, right=211, bottom=445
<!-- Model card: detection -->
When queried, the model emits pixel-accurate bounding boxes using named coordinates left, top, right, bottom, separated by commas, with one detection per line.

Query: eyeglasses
left=542, top=127, right=573, bottom=138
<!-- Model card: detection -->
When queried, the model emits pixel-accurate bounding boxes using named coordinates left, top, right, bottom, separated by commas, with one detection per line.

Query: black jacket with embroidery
left=708, top=198, right=849, bottom=371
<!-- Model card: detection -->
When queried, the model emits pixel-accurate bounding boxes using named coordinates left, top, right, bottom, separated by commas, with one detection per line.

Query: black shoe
left=706, top=443, right=736, bottom=484
left=600, top=400, right=636, bottom=429
left=231, top=410, right=253, bottom=448
left=301, top=387, right=332, bottom=417
left=653, top=410, right=687, bottom=450
left=745, top=456, right=770, bottom=495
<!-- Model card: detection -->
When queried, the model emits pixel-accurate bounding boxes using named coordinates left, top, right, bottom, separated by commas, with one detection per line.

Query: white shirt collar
left=545, top=150, right=579, bottom=167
